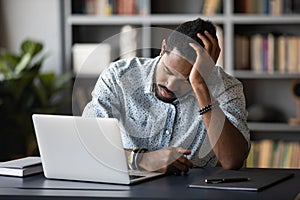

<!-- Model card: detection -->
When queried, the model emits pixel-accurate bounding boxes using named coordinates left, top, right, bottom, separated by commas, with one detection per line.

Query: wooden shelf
left=234, top=70, right=300, bottom=79
left=68, top=14, right=226, bottom=25
left=232, top=14, right=300, bottom=24
left=249, top=122, right=300, bottom=142
left=248, top=122, right=300, bottom=132
left=69, top=14, right=297, bottom=27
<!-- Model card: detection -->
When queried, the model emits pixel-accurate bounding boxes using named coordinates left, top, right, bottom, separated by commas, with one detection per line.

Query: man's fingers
left=204, top=31, right=220, bottom=63
left=196, top=31, right=220, bottom=63
left=174, top=148, right=193, bottom=168
left=189, top=42, right=201, bottom=55
left=166, top=165, right=181, bottom=175
left=177, top=155, right=194, bottom=168
left=197, top=32, right=212, bottom=53
left=172, top=160, right=190, bottom=172
left=204, top=31, right=218, bottom=47
left=177, top=147, right=191, bottom=155
left=166, top=159, right=191, bottom=175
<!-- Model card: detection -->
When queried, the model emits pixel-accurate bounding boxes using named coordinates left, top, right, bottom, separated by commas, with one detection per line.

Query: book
left=267, top=33, right=275, bottom=73
left=258, top=139, right=274, bottom=168
left=0, top=156, right=43, bottom=177
left=250, top=34, right=263, bottom=73
left=234, top=35, right=250, bottom=70
left=270, top=0, right=283, bottom=15
left=287, top=36, right=299, bottom=73
left=202, top=0, right=221, bottom=15
left=136, top=0, right=149, bottom=15
left=277, top=35, right=287, bottom=73
left=246, top=140, right=300, bottom=168
left=246, top=141, right=255, bottom=167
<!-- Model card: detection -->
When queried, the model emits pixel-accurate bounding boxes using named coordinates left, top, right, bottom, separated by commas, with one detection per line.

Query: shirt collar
left=144, top=56, right=161, bottom=94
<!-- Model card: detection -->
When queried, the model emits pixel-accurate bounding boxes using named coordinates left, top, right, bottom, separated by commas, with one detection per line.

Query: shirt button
left=165, top=130, right=170, bottom=135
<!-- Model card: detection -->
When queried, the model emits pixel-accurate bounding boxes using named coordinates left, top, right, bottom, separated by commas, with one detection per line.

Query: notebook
left=188, top=168, right=294, bottom=191
left=0, top=156, right=43, bottom=177
left=32, top=114, right=163, bottom=185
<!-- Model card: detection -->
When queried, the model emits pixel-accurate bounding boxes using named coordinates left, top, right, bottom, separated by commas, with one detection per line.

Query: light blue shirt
left=82, top=56, right=250, bottom=167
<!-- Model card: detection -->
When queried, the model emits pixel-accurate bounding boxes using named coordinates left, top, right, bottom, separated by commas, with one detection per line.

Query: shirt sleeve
left=214, top=68, right=250, bottom=146
left=82, top=63, right=122, bottom=119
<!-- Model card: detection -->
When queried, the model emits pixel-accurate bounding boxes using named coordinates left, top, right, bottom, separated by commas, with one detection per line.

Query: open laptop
left=32, top=114, right=163, bottom=185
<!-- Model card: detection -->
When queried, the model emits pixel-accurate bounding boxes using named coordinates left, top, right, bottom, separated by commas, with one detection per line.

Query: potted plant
left=0, top=39, right=71, bottom=161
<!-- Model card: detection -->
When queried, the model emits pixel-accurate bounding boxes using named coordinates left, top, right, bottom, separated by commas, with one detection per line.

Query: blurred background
left=0, top=0, right=63, bottom=74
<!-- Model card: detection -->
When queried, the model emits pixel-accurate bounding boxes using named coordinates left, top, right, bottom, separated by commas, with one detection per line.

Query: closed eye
left=163, top=65, right=173, bottom=75
left=163, top=65, right=190, bottom=84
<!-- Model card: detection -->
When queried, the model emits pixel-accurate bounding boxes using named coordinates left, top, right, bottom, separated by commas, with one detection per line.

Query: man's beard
left=154, top=84, right=177, bottom=103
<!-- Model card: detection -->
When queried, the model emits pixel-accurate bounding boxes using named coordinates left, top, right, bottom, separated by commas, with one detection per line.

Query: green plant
left=0, top=39, right=71, bottom=160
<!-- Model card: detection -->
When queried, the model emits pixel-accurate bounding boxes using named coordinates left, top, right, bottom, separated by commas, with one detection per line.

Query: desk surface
left=0, top=167, right=299, bottom=200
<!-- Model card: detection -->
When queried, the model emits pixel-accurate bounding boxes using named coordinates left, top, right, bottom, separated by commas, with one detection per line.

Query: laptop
left=32, top=114, right=163, bottom=185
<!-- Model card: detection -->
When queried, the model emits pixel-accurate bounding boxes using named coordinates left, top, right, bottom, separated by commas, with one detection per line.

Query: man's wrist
left=128, top=148, right=148, bottom=170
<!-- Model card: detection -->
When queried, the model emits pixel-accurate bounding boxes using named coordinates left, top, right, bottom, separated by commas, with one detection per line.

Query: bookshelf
left=232, top=0, right=300, bottom=169
left=61, top=0, right=300, bottom=168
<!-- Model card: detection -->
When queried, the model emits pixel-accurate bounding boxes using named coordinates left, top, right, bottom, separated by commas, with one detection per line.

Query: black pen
left=205, top=177, right=251, bottom=184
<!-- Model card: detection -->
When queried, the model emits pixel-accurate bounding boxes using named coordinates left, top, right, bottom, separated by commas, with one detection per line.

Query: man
left=82, top=18, right=250, bottom=175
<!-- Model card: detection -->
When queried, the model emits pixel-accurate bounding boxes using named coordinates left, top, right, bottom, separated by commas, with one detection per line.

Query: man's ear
left=160, top=39, right=167, bottom=56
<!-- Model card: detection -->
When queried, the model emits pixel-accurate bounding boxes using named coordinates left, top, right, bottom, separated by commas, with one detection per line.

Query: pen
left=205, top=177, right=251, bottom=184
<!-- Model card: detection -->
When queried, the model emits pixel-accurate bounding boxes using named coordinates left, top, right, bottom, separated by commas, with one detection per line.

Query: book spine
left=235, top=33, right=300, bottom=74
left=247, top=140, right=300, bottom=168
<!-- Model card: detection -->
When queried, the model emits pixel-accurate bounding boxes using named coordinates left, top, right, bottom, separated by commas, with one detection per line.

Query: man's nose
left=166, top=77, right=179, bottom=92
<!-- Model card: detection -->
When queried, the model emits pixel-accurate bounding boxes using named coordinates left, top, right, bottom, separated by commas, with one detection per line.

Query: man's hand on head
left=188, top=30, right=221, bottom=89
left=198, top=31, right=221, bottom=64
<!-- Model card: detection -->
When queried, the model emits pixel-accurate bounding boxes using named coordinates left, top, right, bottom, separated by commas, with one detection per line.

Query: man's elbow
left=219, top=156, right=246, bottom=170
left=221, top=161, right=244, bottom=170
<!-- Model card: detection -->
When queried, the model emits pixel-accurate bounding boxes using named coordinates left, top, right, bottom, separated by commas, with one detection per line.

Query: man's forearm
left=205, top=107, right=249, bottom=169
left=192, top=83, right=248, bottom=169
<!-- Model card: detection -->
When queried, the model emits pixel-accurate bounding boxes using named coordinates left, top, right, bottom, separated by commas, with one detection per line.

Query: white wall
left=0, top=0, right=62, bottom=74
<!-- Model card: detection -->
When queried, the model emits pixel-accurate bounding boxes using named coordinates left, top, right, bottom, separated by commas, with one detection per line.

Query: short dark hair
left=165, top=18, right=218, bottom=63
